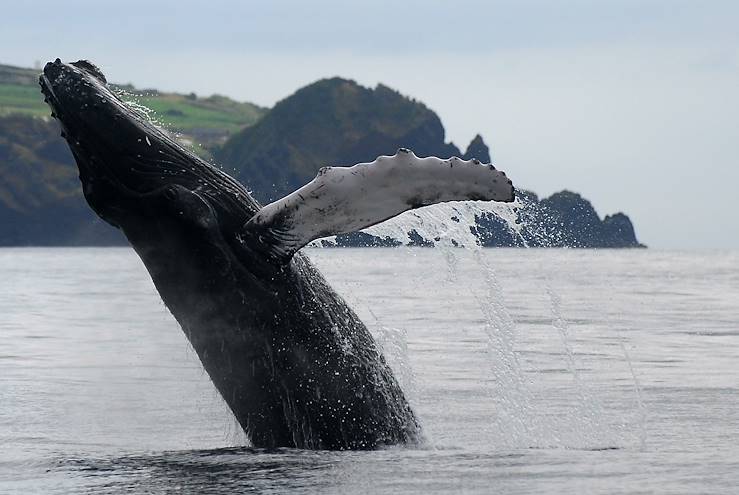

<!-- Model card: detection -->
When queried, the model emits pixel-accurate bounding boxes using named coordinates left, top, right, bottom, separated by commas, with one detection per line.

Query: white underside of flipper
left=244, top=149, right=515, bottom=262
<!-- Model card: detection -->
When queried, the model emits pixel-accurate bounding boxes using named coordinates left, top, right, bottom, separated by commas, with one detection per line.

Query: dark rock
left=602, top=213, right=642, bottom=248
left=0, top=114, right=125, bottom=245
left=334, top=231, right=401, bottom=247
left=472, top=212, right=524, bottom=247
left=461, top=134, right=491, bottom=163
left=406, top=230, right=434, bottom=247
left=216, top=78, right=461, bottom=203
left=474, top=189, right=644, bottom=248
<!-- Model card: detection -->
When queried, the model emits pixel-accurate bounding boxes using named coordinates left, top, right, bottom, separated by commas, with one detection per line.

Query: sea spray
left=308, top=201, right=540, bottom=447
left=618, top=330, right=648, bottom=450
left=469, top=249, right=538, bottom=447
left=601, top=275, right=648, bottom=450
left=368, top=307, right=419, bottom=414
left=363, top=200, right=524, bottom=248
left=359, top=201, right=543, bottom=447
left=545, top=282, right=615, bottom=447
left=309, top=200, right=644, bottom=449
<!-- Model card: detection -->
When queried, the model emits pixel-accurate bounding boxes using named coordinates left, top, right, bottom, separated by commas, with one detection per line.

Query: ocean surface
left=1, top=247, right=737, bottom=494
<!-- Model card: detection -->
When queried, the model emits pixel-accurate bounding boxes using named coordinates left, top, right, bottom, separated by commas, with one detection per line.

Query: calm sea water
left=1, top=247, right=737, bottom=494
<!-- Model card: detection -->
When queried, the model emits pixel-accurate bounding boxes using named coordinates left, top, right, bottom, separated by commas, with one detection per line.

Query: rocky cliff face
left=216, top=78, right=483, bottom=203
left=474, top=190, right=643, bottom=248
left=216, top=78, right=642, bottom=248
left=461, top=134, right=491, bottom=163
left=0, top=114, right=123, bottom=245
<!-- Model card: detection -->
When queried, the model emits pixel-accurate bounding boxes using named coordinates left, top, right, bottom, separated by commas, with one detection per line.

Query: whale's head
left=39, top=59, right=260, bottom=239
left=38, top=58, right=277, bottom=290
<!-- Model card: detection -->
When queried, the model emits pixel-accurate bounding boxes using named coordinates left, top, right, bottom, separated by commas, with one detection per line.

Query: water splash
left=308, top=199, right=525, bottom=250
left=617, top=328, right=648, bottom=450
left=368, top=308, right=417, bottom=411
left=469, top=249, right=537, bottom=447
left=372, top=201, right=645, bottom=449
left=113, top=88, right=198, bottom=152
left=367, top=200, right=524, bottom=248
left=113, top=88, right=158, bottom=122
left=545, top=283, right=615, bottom=447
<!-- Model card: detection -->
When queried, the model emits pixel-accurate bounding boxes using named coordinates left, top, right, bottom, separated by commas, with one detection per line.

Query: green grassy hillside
left=0, top=83, right=50, bottom=118
left=0, top=63, right=267, bottom=150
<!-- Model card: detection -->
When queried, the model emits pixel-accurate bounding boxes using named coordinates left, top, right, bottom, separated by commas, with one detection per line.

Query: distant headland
left=0, top=63, right=642, bottom=248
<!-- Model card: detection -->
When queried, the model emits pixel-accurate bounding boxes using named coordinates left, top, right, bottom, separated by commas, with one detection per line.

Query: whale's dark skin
left=40, top=59, right=421, bottom=449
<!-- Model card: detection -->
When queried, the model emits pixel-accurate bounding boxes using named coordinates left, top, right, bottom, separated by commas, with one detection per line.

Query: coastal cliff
left=0, top=65, right=642, bottom=248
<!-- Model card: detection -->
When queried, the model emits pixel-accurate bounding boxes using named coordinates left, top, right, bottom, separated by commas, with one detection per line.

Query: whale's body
left=39, top=59, right=515, bottom=449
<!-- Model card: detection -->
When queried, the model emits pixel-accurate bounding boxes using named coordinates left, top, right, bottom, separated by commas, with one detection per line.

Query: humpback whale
left=39, top=59, right=515, bottom=450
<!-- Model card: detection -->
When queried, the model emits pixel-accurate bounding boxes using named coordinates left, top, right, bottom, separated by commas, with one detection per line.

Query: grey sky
left=2, top=0, right=738, bottom=248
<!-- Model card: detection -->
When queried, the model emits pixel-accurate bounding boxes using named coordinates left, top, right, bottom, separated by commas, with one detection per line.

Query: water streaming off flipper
left=618, top=330, right=648, bottom=450
left=367, top=307, right=419, bottom=416
left=310, top=200, right=647, bottom=449
left=544, top=282, right=616, bottom=448
left=463, top=239, right=645, bottom=449
left=365, top=200, right=525, bottom=248
left=591, top=266, right=648, bottom=450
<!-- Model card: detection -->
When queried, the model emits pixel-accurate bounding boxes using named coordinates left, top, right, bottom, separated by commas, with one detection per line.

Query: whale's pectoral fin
left=243, top=148, right=515, bottom=263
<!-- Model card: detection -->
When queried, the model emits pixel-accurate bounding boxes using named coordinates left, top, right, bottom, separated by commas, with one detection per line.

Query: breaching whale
left=39, top=59, right=515, bottom=450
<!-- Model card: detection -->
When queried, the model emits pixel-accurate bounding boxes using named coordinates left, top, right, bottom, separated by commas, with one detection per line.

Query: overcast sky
left=2, top=0, right=737, bottom=248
